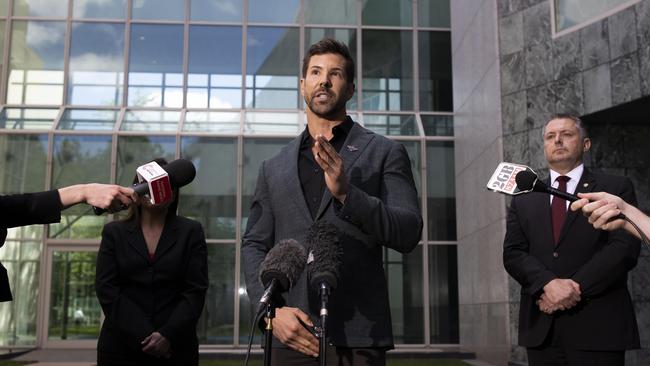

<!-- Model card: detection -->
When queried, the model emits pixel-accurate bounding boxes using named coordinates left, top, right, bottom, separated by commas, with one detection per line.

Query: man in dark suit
left=0, top=184, right=135, bottom=301
left=503, top=114, right=640, bottom=365
left=242, top=38, right=423, bottom=366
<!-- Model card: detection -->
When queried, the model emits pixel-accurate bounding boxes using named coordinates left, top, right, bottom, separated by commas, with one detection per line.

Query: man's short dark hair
left=302, top=38, right=355, bottom=84
left=543, top=113, right=588, bottom=139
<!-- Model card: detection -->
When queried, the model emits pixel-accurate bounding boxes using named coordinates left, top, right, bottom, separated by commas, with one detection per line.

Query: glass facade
left=0, top=0, right=455, bottom=349
left=554, top=0, right=640, bottom=33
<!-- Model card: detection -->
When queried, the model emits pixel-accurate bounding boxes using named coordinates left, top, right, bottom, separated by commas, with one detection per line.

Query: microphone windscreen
left=259, top=239, right=307, bottom=292
left=306, top=220, right=343, bottom=290
left=163, top=158, right=196, bottom=188
left=515, top=170, right=538, bottom=191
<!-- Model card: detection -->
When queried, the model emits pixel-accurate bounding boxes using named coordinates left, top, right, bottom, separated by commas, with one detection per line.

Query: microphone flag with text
left=257, top=239, right=307, bottom=314
left=93, top=158, right=196, bottom=215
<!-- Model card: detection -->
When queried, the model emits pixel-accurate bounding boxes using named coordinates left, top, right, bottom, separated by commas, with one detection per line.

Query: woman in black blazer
left=95, top=158, right=208, bottom=366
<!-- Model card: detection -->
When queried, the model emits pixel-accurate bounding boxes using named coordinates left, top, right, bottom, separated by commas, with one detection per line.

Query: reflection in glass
left=0, top=134, right=48, bottom=194
left=183, top=111, right=240, bottom=133
left=188, top=26, right=242, bottom=109
left=418, top=0, right=450, bottom=28
left=246, top=27, right=299, bottom=109
left=426, top=141, right=455, bottom=240
left=304, top=28, right=357, bottom=111
left=116, top=136, right=176, bottom=187
left=131, top=0, right=183, bottom=21
left=362, top=0, right=412, bottom=26
left=384, top=246, right=423, bottom=344
left=73, top=0, right=126, bottom=19
left=48, top=251, right=100, bottom=340
left=7, top=21, right=66, bottom=105
left=180, top=138, right=237, bottom=239
left=429, top=245, right=459, bottom=343
left=57, top=109, right=118, bottom=131
left=0, top=108, right=58, bottom=130
left=191, top=0, right=242, bottom=22
left=362, top=30, right=413, bottom=111
left=304, top=0, right=356, bottom=25
left=13, top=0, right=67, bottom=17
left=244, top=112, right=300, bottom=134
left=68, top=23, right=125, bottom=106
left=363, top=114, right=419, bottom=136
left=120, top=110, right=180, bottom=132
left=248, top=0, right=299, bottom=23
left=555, top=0, right=633, bottom=31
left=50, top=135, right=112, bottom=239
left=419, top=32, right=452, bottom=112
left=422, top=115, right=453, bottom=136
left=128, top=24, right=184, bottom=107
left=197, top=245, right=235, bottom=344
left=0, top=241, right=40, bottom=346
left=241, top=138, right=291, bottom=232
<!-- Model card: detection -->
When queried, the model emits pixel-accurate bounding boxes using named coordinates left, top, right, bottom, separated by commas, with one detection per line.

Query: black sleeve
left=0, top=190, right=62, bottom=228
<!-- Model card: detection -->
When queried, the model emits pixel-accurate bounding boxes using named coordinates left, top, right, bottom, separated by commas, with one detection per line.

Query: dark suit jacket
left=0, top=190, right=62, bottom=301
left=242, top=120, right=423, bottom=348
left=95, top=215, right=208, bottom=365
left=503, top=169, right=640, bottom=350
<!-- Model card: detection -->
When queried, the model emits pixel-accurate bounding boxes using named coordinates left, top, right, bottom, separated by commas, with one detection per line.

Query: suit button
left=553, top=252, right=559, bottom=258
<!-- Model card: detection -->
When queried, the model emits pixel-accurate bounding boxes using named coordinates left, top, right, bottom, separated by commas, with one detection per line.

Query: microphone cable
left=620, top=213, right=650, bottom=252
left=243, top=307, right=266, bottom=366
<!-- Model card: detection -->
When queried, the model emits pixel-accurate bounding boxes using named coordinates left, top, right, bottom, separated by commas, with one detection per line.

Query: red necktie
left=551, top=176, right=570, bottom=244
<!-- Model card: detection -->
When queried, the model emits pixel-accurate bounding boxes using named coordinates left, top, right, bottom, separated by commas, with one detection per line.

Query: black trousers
left=527, top=319, right=624, bottom=366
left=270, top=346, right=387, bottom=366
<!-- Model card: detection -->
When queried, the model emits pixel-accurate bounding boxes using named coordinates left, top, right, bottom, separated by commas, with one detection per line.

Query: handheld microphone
left=93, top=158, right=196, bottom=215
left=257, top=239, right=308, bottom=313
left=515, top=170, right=579, bottom=202
left=486, top=162, right=533, bottom=196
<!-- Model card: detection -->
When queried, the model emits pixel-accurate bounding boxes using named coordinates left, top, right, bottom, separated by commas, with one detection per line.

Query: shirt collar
left=550, top=163, right=584, bottom=184
left=301, top=116, right=354, bottom=145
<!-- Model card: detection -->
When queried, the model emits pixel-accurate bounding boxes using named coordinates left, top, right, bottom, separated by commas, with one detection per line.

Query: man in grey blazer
left=242, top=38, right=423, bottom=366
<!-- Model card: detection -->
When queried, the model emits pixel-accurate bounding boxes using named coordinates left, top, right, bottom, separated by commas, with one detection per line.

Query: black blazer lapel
left=557, top=169, right=596, bottom=245
left=125, top=220, right=151, bottom=263
left=153, top=216, right=179, bottom=261
left=278, top=133, right=313, bottom=223
left=315, top=122, right=374, bottom=220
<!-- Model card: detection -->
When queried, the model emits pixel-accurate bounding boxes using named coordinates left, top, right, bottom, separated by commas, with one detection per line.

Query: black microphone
left=93, top=158, right=196, bottom=215
left=257, top=239, right=307, bottom=313
left=515, top=170, right=579, bottom=202
left=306, top=220, right=343, bottom=292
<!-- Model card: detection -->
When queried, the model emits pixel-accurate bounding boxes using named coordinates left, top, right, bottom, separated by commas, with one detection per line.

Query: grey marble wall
left=496, top=0, right=650, bottom=364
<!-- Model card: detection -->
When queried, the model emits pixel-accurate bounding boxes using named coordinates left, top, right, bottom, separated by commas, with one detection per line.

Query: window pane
left=13, top=0, right=67, bottom=17
left=191, top=0, right=242, bottom=22
left=183, top=111, right=240, bottom=133
left=197, top=244, right=235, bottom=344
left=48, top=251, right=100, bottom=341
left=248, top=0, right=299, bottom=23
left=426, top=141, right=455, bottom=240
left=50, top=135, right=112, bottom=239
left=57, top=109, right=118, bottom=131
left=115, top=136, right=176, bottom=187
left=131, top=0, right=183, bottom=21
left=0, top=0, right=7, bottom=16
left=246, top=27, right=299, bottom=109
left=188, top=26, right=242, bottom=109
left=304, top=0, right=356, bottom=25
left=0, top=241, right=40, bottom=346
left=120, top=110, right=180, bottom=132
left=7, top=21, right=66, bottom=105
left=384, top=246, right=423, bottom=344
left=418, top=0, right=450, bottom=28
left=429, top=245, right=459, bottom=343
left=422, top=115, right=453, bottom=136
left=241, top=138, right=292, bottom=233
left=0, top=134, right=48, bottom=194
left=73, top=0, right=126, bottom=19
left=128, top=24, right=184, bottom=107
left=69, top=23, right=125, bottom=106
left=363, top=114, right=419, bottom=136
left=419, top=31, right=452, bottom=112
left=0, top=20, right=5, bottom=70
left=362, top=0, right=412, bottom=26
left=362, top=30, right=413, bottom=111
left=244, top=111, right=300, bottom=135
left=0, top=108, right=58, bottom=130
left=555, top=0, right=636, bottom=31
left=180, top=138, right=237, bottom=239
left=304, top=28, right=357, bottom=111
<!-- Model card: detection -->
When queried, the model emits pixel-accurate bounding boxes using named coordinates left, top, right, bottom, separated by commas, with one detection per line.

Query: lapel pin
left=583, top=183, right=588, bottom=188
left=346, top=145, right=358, bottom=152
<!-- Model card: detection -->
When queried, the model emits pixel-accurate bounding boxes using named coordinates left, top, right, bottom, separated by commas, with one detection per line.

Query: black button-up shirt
left=298, top=117, right=353, bottom=219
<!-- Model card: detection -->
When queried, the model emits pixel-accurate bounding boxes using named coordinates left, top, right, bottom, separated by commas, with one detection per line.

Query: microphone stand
left=318, top=282, right=330, bottom=366
left=263, top=302, right=275, bottom=366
